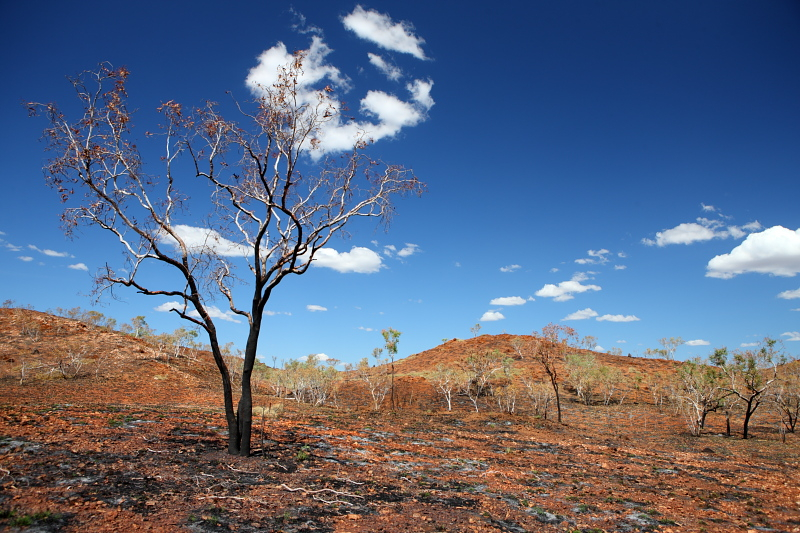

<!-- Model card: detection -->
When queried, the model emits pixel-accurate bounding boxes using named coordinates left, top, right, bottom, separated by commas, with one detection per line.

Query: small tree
left=673, top=357, right=732, bottom=436
left=565, top=353, right=599, bottom=405
left=596, top=365, right=624, bottom=405
left=521, top=378, right=554, bottom=419
left=659, top=337, right=684, bottom=360
left=470, top=323, right=482, bottom=337
left=28, top=58, right=423, bottom=456
left=350, top=349, right=391, bottom=411
left=431, top=363, right=459, bottom=411
left=529, top=323, right=577, bottom=423
left=579, top=335, right=598, bottom=351
left=459, top=350, right=506, bottom=412
left=771, top=361, right=800, bottom=433
left=712, top=341, right=781, bottom=439
left=381, top=328, right=401, bottom=410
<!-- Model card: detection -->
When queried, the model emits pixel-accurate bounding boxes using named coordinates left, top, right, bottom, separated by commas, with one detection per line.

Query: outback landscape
left=1, top=307, right=799, bottom=533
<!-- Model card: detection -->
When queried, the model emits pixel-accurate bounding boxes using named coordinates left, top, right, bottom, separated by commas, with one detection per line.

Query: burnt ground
left=1, top=309, right=799, bottom=532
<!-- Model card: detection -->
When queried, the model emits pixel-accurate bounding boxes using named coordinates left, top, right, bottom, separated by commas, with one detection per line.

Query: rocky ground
left=1, top=308, right=798, bottom=532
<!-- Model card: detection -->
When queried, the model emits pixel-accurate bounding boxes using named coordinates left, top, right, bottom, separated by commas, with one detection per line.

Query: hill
left=1, top=308, right=798, bottom=533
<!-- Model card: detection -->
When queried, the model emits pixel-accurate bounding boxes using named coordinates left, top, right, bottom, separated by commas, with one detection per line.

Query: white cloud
left=397, top=243, right=420, bottom=258
left=741, top=342, right=759, bottom=347
left=307, top=305, right=328, bottom=312
left=563, top=308, right=599, bottom=321
left=407, top=79, right=435, bottom=110
left=245, top=35, right=433, bottom=156
left=575, top=249, right=611, bottom=265
left=299, top=353, right=334, bottom=363
left=778, top=288, right=800, bottom=300
left=686, top=339, right=710, bottom=346
left=597, top=314, right=640, bottom=322
left=68, top=263, right=89, bottom=271
left=160, top=225, right=249, bottom=257
left=265, top=310, right=291, bottom=316
left=358, top=326, right=374, bottom=332
left=193, top=306, right=241, bottom=323
left=782, top=331, right=800, bottom=342
left=342, top=5, right=428, bottom=59
left=312, top=246, right=383, bottom=273
left=489, top=296, right=526, bottom=306
left=701, top=203, right=716, bottom=212
left=368, top=53, right=402, bottom=80
left=154, top=301, right=185, bottom=313
left=5, top=242, right=21, bottom=252
left=614, top=265, right=627, bottom=270
left=643, top=218, right=762, bottom=247
left=480, top=311, right=505, bottom=321
left=28, top=245, right=72, bottom=258
left=535, top=273, right=601, bottom=302
left=19, top=256, right=33, bottom=262
left=500, top=264, right=521, bottom=273
left=643, top=222, right=716, bottom=246
left=154, top=301, right=241, bottom=322
left=706, top=226, right=800, bottom=279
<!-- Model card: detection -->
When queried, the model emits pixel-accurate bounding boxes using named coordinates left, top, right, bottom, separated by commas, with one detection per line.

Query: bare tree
left=771, top=360, right=800, bottom=433
left=28, top=59, right=423, bottom=456
left=673, top=357, right=732, bottom=436
left=459, top=350, right=506, bottom=413
left=522, top=323, right=576, bottom=423
left=712, top=341, right=781, bottom=439
left=431, top=363, right=459, bottom=411
left=381, top=328, right=401, bottom=410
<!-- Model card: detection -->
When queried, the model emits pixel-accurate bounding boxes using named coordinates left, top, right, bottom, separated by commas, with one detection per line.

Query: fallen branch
left=279, top=483, right=364, bottom=500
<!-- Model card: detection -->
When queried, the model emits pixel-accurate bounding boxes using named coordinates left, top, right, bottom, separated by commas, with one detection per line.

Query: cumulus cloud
left=614, top=265, right=627, bottom=270
left=68, top=263, right=88, bottom=271
left=245, top=32, right=433, bottom=156
left=154, top=301, right=241, bottom=322
left=535, top=273, right=601, bottom=302
left=701, top=203, right=716, bottom=212
left=642, top=218, right=762, bottom=247
left=778, top=288, right=800, bottom=300
left=198, top=306, right=242, bottom=323
left=19, top=256, right=33, bottom=262
left=342, top=5, right=428, bottom=59
left=597, top=314, right=640, bottom=322
left=358, top=326, right=374, bottom=332
left=160, top=225, right=249, bottom=257
left=575, top=249, right=611, bottom=265
left=686, top=339, right=710, bottom=346
left=397, top=243, right=420, bottom=258
left=782, top=331, right=800, bottom=342
left=480, top=311, right=505, bottom=321
left=706, top=226, right=800, bottom=279
left=307, top=305, right=328, bottom=312
left=563, top=308, right=599, bottom=321
left=407, top=79, right=435, bottom=110
left=368, top=53, right=402, bottom=80
left=500, top=264, right=521, bottom=273
left=312, top=246, right=383, bottom=273
left=489, top=296, right=526, bottom=306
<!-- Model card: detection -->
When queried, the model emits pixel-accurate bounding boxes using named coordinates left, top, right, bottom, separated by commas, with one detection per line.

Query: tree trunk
left=235, top=307, right=264, bottom=456
left=552, top=379, right=562, bottom=424
left=741, top=398, right=754, bottom=439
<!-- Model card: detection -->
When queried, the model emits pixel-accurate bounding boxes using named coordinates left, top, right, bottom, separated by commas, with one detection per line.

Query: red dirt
left=1, top=308, right=798, bottom=532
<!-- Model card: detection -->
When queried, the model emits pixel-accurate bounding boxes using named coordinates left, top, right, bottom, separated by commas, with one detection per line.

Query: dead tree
left=28, top=58, right=423, bottom=456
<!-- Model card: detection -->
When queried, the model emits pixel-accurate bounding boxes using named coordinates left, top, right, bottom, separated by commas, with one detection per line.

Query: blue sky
left=1, top=1, right=799, bottom=364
